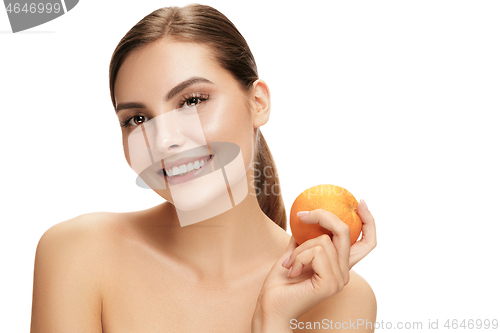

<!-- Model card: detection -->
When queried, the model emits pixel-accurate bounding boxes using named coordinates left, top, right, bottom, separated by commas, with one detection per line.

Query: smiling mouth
left=159, top=155, right=213, bottom=178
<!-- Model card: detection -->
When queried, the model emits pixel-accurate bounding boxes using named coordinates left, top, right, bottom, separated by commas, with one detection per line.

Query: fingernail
left=282, top=255, right=290, bottom=268
left=360, top=199, right=368, bottom=210
left=297, top=211, right=309, bottom=218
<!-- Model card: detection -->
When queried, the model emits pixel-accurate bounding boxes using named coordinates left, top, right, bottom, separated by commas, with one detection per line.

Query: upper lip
left=160, top=154, right=211, bottom=171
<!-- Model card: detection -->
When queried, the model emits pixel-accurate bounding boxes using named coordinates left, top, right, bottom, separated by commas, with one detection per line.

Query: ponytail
left=254, top=130, right=287, bottom=230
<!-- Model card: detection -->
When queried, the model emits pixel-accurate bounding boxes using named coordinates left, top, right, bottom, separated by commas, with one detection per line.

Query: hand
left=251, top=201, right=376, bottom=332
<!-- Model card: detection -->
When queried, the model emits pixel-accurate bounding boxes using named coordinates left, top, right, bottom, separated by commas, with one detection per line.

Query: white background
left=1, top=1, right=499, bottom=332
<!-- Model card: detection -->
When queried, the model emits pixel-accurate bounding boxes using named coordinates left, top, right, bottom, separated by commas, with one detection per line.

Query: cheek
left=201, top=91, right=251, bottom=136
left=202, top=108, right=255, bottom=167
left=122, top=134, right=131, bottom=166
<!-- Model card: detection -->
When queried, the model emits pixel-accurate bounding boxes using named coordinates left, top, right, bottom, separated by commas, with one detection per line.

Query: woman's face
left=113, top=39, right=267, bottom=218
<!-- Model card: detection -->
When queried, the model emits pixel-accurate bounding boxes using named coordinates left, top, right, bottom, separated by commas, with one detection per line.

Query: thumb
left=285, top=235, right=298, bottom=253
left=279, top=235, right=297, bottom=267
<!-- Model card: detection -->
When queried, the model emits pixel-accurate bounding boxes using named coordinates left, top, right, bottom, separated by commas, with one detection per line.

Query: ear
left=250, top=79, right=271, bottom=129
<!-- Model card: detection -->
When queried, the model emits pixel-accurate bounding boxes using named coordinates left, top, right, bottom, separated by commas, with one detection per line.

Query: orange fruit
left=290, top=184, right=362, bottom=245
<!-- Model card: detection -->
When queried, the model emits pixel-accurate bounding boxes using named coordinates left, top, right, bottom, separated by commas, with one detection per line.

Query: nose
left=151, top=116, right=186, bottom=155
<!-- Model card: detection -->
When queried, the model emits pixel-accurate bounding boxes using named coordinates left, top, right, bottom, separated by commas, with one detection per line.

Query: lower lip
left=162, top=155, right=213, bottom=186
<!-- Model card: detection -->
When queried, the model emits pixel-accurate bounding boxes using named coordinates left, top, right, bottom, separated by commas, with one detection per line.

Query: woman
left=31, top=4, right=377, bottom=332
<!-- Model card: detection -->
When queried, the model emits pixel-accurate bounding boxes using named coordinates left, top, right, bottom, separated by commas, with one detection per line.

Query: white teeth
left=164, top=155, right=211, bottom=177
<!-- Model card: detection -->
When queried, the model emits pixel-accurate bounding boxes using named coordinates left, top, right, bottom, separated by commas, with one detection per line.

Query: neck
left=145, top=191, right=289, bottom=283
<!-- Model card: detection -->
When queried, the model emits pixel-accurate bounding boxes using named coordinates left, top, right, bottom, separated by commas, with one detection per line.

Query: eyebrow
left=115, top=76, right=213, bottom=113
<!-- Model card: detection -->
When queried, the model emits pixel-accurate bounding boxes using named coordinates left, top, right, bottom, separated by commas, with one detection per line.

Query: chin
left=168, top=174, right=239, bottom=226
left=172, top=178, right=228, bottom=211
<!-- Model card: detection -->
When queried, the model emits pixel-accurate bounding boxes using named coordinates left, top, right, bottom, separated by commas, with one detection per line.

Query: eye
left=179, top=94, right=209, bottom=109
left=121, top=115, right=150, bottom=128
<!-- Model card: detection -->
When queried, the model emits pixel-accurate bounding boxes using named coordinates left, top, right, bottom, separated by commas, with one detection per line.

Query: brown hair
left=109, top=4, right=287, bottom=230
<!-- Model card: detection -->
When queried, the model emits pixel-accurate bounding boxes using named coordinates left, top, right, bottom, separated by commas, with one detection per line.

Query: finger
left=357, top=200, right=377, bottom=246
left=288, top=246, right=330, bottom=278
left=297, top=209, right=350, bottom=281
left=284, top=234, right=336, bottom=273
left=280, top=236, right=298, bottom=267
left=349, top=200, right=377, bottom=268
left=285, top=235, right=298, bottom=253
left=288, top=246, right=343, bottom=293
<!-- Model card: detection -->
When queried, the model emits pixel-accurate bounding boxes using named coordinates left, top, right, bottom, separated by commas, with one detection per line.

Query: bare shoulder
left=33, top=211, right=128, bottom=286
left=34, top=212, right=122, bottom=264
left=39, top=212, right=111, bottom=237
left=31, top=212, right=121, bottom=332
left=295, top=270, right=377, bottom=332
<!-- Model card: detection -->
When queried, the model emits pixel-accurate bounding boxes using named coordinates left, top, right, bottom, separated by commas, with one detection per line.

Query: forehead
left=114, top=39, right=220, bottom=104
